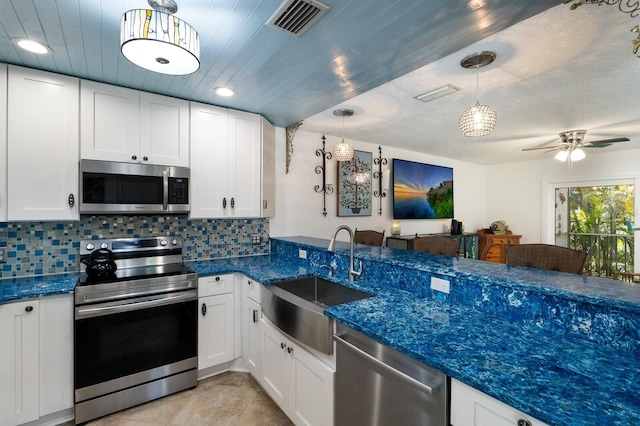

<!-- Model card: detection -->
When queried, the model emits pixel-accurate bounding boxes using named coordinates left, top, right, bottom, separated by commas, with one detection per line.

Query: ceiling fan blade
left=584, top=137, right=630, bottom=148
left=522, top=145, right=560, bottom=152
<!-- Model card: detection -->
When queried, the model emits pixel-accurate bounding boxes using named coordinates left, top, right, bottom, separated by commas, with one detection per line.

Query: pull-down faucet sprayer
left=327, top=225, right=362, bottom=281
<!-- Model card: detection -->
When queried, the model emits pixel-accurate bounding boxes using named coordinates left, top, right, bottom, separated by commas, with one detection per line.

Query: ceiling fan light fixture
left=332, top=108, right=355, bottom=161
left=555, top=149, right=569, bottom=162
left=459, top=51, right=497, bottom=137
left=570, top=148, right=586, bottom=161
left=120, top=5, right=200, bottom=75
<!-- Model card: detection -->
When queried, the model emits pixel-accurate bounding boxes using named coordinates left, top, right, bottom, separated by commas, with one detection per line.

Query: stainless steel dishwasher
left=334, top=324, right=449, bottom=426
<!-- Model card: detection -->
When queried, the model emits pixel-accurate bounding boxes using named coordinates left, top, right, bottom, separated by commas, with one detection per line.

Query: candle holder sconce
left=315, top=135, right=334, bottom=216
left=373, top=146, right=388, bottom=215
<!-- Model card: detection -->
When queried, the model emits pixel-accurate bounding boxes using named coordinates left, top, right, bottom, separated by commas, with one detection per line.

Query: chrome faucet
left=327, top=225, right=362, bottom=281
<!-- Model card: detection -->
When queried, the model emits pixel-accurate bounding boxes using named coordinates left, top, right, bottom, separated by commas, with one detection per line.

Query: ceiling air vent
left=266, top=0, right=329, bottom=37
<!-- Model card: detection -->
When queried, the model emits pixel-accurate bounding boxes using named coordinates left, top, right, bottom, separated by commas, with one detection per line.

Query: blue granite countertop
left=3, top=236, right=640, bottom=425
left=0, top=273, right=78, bottom=303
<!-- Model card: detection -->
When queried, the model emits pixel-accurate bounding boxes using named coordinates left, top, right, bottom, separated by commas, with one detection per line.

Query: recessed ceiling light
left=214, top=87, right=235, bottom=97
left=11, top=38, right=53, bottom=55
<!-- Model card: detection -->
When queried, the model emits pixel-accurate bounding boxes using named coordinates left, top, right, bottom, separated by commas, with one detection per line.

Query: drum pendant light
left=458, top=51, right=497, bottom=137
left=332, top=109, right=355, bottom=162
left=121, top=0, right=200, bottom=75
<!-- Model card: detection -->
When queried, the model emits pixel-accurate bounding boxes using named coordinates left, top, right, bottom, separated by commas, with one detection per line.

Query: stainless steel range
left=74, top=236, right=197, bottom=425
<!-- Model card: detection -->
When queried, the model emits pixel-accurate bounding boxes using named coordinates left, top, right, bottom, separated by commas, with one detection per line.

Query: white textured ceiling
left=301, top=4, right=640, bottom=164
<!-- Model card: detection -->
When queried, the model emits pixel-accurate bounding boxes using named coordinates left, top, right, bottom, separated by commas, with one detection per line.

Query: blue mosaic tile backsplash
left=0, top=215, right=269, bottom=278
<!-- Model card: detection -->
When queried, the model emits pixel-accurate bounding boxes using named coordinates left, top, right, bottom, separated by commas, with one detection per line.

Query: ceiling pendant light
left=458, top=51, right=497, bottom=137
left=121, top=0, right=200, bottom=75
left=332, top=109, right=355, bottom=162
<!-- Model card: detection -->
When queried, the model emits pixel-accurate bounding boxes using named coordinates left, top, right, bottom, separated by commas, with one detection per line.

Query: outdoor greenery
left=567, top=184, right=635, bottom=277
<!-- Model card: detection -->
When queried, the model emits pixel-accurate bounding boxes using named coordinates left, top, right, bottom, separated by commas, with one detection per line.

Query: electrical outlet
left=0, top=249, right=5, bottom=263
left=430, top=277, right=450, bottom=294
left=299, top=249, right=307, bottom=259
left=251, top=236, right=262, bottom=245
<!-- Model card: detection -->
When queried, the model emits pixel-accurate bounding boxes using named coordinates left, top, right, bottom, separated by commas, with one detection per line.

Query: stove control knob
left=86, top=243, right=95, bottom=251
left=160, top=239, right=168, bottom=246
left=171, top=239, right=178, bottom=245
left=100, top=243, right=109, bottom=249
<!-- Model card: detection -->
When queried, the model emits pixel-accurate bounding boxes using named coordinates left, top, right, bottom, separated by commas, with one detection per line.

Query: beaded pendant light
left=458, top=51, right=497, bottom=137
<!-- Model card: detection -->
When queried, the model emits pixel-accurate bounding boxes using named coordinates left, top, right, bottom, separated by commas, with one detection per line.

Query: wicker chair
left=353, top=229, right=385, bottom=247
left=505, top=243, right=587, bottom=274
left=413, top=236, right=459, bottom=256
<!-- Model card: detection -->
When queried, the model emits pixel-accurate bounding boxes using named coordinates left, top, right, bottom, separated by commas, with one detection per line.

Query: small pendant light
left=332, top=109, right=355, bottom=162
left=458, top=51, right=497, bottom=137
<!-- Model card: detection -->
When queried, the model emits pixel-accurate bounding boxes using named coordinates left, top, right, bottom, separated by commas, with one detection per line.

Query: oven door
left=74, top=290, right=197, bottom=402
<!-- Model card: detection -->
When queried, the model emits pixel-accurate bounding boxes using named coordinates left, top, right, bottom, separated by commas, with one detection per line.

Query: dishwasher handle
left=334, top=333, right=436, bottom=396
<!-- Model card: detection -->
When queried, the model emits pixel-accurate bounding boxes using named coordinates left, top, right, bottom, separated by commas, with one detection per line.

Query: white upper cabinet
left=80, top=81, right=139, bottom=163
left=190, top=102, right=229, bottom=218
left=7, top=66, right=79, bottom=221
left=261, top=117, right=276, bottom=218
left=81, top=80, right=189, bottom=167
left=0, top=63, right=7, bottom=222
left=139, top=92, right=190, bottom=167
left=190, top=102, right=268, bottom=219
left=228, top=109, right=262, bottom=217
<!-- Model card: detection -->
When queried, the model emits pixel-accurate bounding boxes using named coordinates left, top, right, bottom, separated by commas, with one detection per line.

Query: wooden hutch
left=477, top=229, right=522, bottom=264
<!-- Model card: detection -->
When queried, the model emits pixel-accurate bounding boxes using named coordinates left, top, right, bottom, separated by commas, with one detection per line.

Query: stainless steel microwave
left=80, top=160, right=190, bottom=214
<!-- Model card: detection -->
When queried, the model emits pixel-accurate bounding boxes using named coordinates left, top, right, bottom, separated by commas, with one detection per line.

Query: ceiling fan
left=522, top=130, right=630, bottom=166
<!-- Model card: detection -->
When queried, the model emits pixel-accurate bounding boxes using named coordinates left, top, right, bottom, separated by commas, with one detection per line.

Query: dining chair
left=353, top=229, right=385, bottom=247
left=505, top=243, right=587, bottom=274
left=413, top=236, right=459, bottom=256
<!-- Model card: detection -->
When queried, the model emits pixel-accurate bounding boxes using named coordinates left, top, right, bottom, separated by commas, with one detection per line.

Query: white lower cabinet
left=39, top=295, right=74, bottom=418
left=241, top=277, right=261, bottom=379
left=451, top=378, right=548, bottom=426
left=260, top=318, right=334, bottom=426
left=198, top=275, right=235, bottom=370
left=0, top=300, right=40, bottom=426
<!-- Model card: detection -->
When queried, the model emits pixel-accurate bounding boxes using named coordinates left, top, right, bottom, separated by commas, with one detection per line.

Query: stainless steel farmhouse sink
left=261, top=277, right=372, bottom=354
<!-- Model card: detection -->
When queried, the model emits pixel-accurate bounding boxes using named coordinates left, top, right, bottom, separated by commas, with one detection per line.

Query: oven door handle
left=75, top=290, right=197, bottom=319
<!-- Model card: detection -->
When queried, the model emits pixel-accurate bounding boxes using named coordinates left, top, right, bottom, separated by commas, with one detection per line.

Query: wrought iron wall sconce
left=373, top=146, right=388, bottom=216
left=315, top=135, right=334, bottom=216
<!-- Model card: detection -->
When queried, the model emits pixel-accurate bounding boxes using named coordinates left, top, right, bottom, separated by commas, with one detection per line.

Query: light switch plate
left=0, top=248, right=5, bottom=263
left=299, top=249, right=307, bottom=259
left=431, top=277, right=450, bottom=294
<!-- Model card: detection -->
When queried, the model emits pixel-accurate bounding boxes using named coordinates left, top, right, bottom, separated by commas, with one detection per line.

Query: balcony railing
left=568, top=232, right=634, bottom=277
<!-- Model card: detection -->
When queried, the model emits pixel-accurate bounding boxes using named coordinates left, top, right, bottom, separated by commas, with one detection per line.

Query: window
left=555, top=184, right=634, bottom=277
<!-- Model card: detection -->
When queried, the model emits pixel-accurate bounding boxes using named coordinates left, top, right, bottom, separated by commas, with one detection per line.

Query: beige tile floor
left=74, top=371, right=293, bottom=426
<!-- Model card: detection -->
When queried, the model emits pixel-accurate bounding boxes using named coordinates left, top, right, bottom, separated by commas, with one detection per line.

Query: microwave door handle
left=163, top=169, right=169, bottom=210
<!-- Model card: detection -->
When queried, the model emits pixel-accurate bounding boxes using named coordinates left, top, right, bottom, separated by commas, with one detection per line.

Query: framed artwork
left=337, top=150, right=372, bottom=216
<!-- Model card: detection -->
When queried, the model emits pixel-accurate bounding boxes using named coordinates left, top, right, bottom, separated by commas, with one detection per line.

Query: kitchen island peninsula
left=3, top=235, right=640, bottom=425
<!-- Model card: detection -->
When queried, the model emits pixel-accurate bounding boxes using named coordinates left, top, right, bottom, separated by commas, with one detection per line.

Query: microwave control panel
left=168, top=178, right=189, bottom=203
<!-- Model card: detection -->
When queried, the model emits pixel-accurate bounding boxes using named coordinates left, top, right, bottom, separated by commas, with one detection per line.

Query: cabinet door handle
left=25, top=305, right=34, bottom=313
left=280, top=342, right=286, bottom=350
left=215, top=276, right=220, bottom=281
left=247, top=280, right=252, bottom=285
left=517, top=420, right=532, bottom=426
left=201, top=303, right=207, bottom=316
left=263, top=199, right=267, bottom=209
left=223, top=197, right=227, bottom=208
left=132, top=155, right=137, bottom=160
left=231, top=197, right=235, bottom=208
left=68, top=193, right=75, bottom=207
left=287, top=346, right=293, bottom=354
left=252, top=309, right=258, bottom=323
left=143, top=156, right=148, bottom=161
